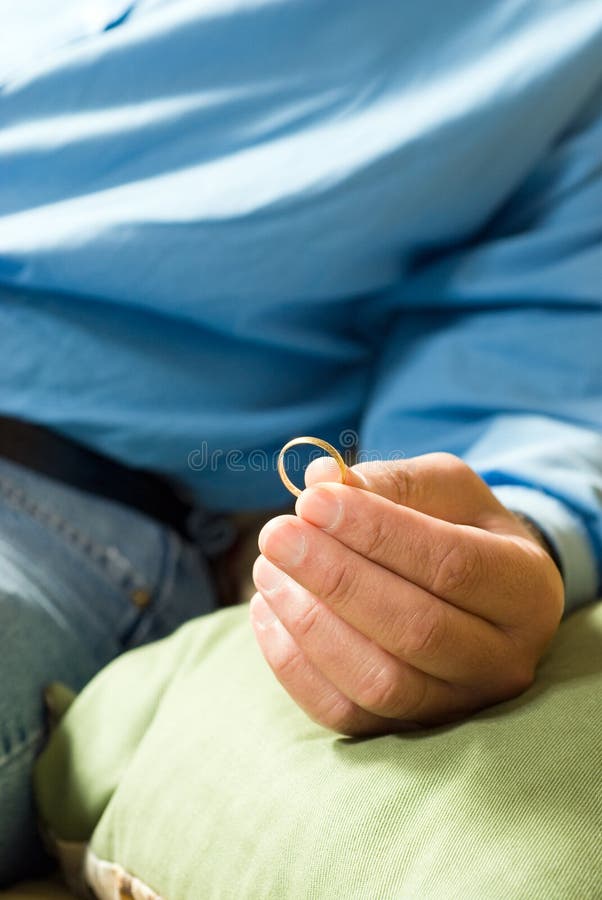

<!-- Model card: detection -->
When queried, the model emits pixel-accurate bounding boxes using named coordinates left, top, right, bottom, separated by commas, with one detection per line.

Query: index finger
left=296, top=482, right=537, bottom=627
left=305, top=453, right=506, bottom=527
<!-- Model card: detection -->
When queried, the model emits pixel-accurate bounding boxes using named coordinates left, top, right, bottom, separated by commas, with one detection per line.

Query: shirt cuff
left=491, top=485, right=599, bottom=615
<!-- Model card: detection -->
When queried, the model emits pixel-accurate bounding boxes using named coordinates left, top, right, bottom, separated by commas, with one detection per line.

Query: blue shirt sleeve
left=362, top=86, right=602, bottom=613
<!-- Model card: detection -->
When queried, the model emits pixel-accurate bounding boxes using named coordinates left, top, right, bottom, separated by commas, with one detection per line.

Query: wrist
left=513, top=511, right=564, bottom=578
left=491, top=485, right=598, bottom=614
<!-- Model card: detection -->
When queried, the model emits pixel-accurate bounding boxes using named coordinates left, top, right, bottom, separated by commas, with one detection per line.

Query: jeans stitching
left=0, top=473, right=149, bottom=596
left=122, top=527, right=179, bottom=647
left=0, top=726, right=45, bottom=769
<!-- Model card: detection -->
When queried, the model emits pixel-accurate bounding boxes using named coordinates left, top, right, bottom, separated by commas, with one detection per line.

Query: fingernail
left=259, top=519, right=306, bottom=566
left=253, top=556, right=287, bottom=594
left=250, top=593, right=277, bottom=630
left=296, top=487, right=342, bottom=531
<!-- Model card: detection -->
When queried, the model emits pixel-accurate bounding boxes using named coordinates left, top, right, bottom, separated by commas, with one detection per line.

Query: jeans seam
left=0, top=726, right=44, bottom=769
left=0, top=473, right=149, bottom=596
left=122, top=528, right=179, bottom=646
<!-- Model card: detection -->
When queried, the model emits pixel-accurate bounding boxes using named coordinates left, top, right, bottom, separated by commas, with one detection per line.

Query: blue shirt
left=1, top=1, right=601, bottom=610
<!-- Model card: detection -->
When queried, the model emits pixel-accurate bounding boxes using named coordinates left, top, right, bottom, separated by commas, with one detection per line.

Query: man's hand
left=250, top=453, right=564, bottom=735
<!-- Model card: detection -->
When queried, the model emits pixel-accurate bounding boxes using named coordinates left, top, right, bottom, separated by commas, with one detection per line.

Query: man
left=1, top=0, right=601, bottom=884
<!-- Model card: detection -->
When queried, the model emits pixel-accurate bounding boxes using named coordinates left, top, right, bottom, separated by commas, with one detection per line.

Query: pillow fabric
left=35, top=602, right=602, bottom=899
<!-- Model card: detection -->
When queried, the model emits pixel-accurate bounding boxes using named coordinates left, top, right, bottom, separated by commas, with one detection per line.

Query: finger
left=253, top=559, right=474, bottom=722
left=306, top=452, right=505, bottom=526
left=257, top=517, right=519, bottom=687
left=249, top=592, right=391, bottom=735
left=295, top=482, right=534, bottom=626
left=304, top=454, right=346, bottom=488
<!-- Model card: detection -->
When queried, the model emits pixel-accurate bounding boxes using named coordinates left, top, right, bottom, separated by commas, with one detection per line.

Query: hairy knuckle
left=432, top=541, right=481, bottom=598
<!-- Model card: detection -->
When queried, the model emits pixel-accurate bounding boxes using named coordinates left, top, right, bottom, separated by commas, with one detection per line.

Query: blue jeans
left=0, top=457, right=220, bottom=884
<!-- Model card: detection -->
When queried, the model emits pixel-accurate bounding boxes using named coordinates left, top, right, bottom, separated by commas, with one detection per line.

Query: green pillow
left=35, top=602, right=602, bottom=899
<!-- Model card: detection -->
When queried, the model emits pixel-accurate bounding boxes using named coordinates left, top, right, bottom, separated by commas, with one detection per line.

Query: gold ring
left=278, top=436, right=347, bottom=498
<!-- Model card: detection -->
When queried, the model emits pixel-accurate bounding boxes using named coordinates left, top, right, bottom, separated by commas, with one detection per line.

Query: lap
left=0, top=458, right=219, bottom=885
left=0, top=586, right=96, bottom=885
left=35, top=601, right=602, bottom=899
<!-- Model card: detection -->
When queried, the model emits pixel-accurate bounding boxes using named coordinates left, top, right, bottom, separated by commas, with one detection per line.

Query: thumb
left=304, top=452, right=505, bottom=526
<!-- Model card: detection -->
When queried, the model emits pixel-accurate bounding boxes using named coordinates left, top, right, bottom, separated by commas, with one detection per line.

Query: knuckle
left=432, top=452, right=472, bottom=482
left=529, top=547, right=565, bottom=626
left=272, top=641, right=304, bottom=681
left=432, top=453, right=485, bottom=497
left=382, top=463, right=412, bottom=507
left=355, top=662, right=401, bottom=715
left=393, top=467, right=413, bottom=507
left=399, top=605, right=447, bottom=659
left=431, top=540, right=481, bottom=599
left=433, top=451, right=466, bottom=473
left=500, top=662, right=535, bottom=700
left=393, top=675, right=429, bottom=720
left=321, top=697, right=362, bottom=736
left=291, top=597, right=321, bottom=640
left=361, top=509, right=390, bottom=559
left=319, top=562, right=357, bottom=608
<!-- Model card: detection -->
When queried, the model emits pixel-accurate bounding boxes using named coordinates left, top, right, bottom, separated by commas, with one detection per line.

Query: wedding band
left=277, top=436, right=347, bottom=498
